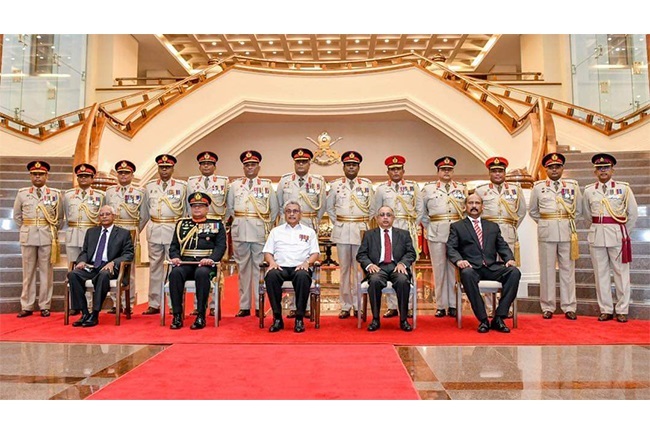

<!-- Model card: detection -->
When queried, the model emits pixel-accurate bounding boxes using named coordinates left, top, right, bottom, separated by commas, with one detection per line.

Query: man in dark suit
left=447, top=193, right=520, bottom=333
left=356, top=206, right=416, bottom=332
left=67, top=205, right=134, bottom=327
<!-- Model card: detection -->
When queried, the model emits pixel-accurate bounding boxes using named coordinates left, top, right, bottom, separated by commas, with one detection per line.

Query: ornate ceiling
left=156, top=34, right=501, bottom=73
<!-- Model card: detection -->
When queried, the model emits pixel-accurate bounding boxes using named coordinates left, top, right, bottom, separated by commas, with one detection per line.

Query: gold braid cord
left=247, top=195, right=272, bottom=237
left=210, top=192, right=227, bottom=218
left=600, top=187, right=629, bottom=224
left=498, top=195, right=521, bottom=265
left=555, top=195, right=580, bottom=260
left=177, top=222, right=199, bottom=256
left=79, top=203, right=100, bottom=225
left=159, top=188, right=186, bottom=218
left=447, top=196, right=466, bottom=218
left=37, top=202, right=60, bottom=264
left=118, top=202, right=141, bottom=262
left=299, top=190, right=322, bottom=229
left=395, top=194, right=419, bottom=260
left=351, top=194, right=370, bottom=214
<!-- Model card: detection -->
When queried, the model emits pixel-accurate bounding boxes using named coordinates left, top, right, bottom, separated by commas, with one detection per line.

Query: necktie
left=394, top=183, right=399, bottom=192
left=94, top=228, right=108, bottom=268
left=81, top=190, right=87, bottom=199
left=554, top=181, right=559, bottom=191
left=36, top=188, right=42, bottom=199
left=248, top=179, right=253, bottom=189
left=445, top=183, right=450, bottom=192
left=162, top=182, right=168, bottom=191
left=383, top=229, right=392, bottom=264
left=204, top=177, right=209, bottom=189
left=602, top=183, right=607, bottom=194
left=349, top=180, right=354, bottom=189
left=497, top=184, right=503, bottom=193
left=298, top=177, right=304, bottom=188
left=121, top=186, right=126, bottom=195
left=472, top=219, right=483, bottom=248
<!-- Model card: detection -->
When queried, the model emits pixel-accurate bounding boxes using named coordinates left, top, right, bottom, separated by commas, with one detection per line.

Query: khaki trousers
left=589, top=244, right=630, bottom=314
left=428, top=240, right=456, bottom=310
left=148, top=242, right=170, bottom=309
left=336, top=244, right=359, bottom=311
left=20, top=245, right=53, bottom=310
left=233, top=241, right=263, bottom=310
left=539, top=241, right=576, bottom=313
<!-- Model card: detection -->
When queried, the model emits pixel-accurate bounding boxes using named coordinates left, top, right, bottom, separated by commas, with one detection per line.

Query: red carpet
left=87, top=343, right=419, bottom=400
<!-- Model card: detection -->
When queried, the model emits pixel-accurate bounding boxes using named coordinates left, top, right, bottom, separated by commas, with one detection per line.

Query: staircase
left=519, top=149, right=650, bottom=319
left=0, top=156, right=73, bottom=313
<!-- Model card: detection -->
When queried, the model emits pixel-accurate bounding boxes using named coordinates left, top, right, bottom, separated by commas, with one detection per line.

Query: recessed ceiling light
left=327, top=50, right=331, bottom=54
left=211, top=42, right=217, bottom=46
left=298, top=40, right=303, bottom=44
left=300, top=50, right=304, bottom=54
left=414, top=39, right=419, bottom=43
left=326, top=40, right=331, bottom=44
left=245, top=51, right=249, bottom=55
left=443, top=38, right=448, bottom=42
left=438, top=49, right=442, bottom=52
left=384, top=39, right=389, bottom=43
left=382, top=50, right=386, bottom=53
left=239, top=41, right=245, bottom=45
left=36, top=35, right=41, bottom=39
left=218, top=52, right=223, bottom=55
left=269, top=41, right=274, bottom=45
left=355, top=50, right=359, bottom=53
left=273, top=51, right=277, bottom=54
left=355, top=39, right=360, bottom=43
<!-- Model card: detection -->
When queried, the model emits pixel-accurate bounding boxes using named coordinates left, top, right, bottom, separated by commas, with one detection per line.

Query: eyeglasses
left=284, top=209, right=301, bottom=214
left=378, top=212, right=393, bottom=217
left=596, top=166, right=612, bottom=171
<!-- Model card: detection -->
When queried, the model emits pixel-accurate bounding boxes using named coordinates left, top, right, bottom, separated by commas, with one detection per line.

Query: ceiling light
left=327, top=50, right=331, bottom=54
left=300, top=50, right=304, bottom=54
left=414, top=39, right=419, bottom=43
left=36, top=35, right=41, bottom=39
left=438, top=49, right=442, bottom=52
left=239, top=41, right=245, bottom=45
left=51, top=46, right=55, bottom=49
left=245, top=51, right=250, bottom=55
left=355, top=50, right=359, bottom=53
left=384, top=39, right=389, bottom=43
left=355, top=39, right=360, bottom=43
left=298, top=40, right=303, bottom=44
left=443, top=38, right=448, bottom=42
left=211, top=42, right=216, bottom=46
left=382, top=50, right=386, bottom=53
left=326, top=40, right=331, bottom=44
left=273, top=51, right=277, bottom=54
left=218, top=52, right=223, bottom=55
left=269, top=41, right=274, bottom=45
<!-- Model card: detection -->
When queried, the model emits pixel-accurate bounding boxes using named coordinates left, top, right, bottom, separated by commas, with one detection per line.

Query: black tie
left=94, top=229, right=108, bottom=268
left=299, top=177, right=304, bottom=188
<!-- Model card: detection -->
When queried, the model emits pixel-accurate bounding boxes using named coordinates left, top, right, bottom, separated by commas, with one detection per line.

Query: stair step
left=527, top=283, right=650, bottom=302
left=516, top=297, right=650, bottom=320
left=0, top=171, right=73, bottom=181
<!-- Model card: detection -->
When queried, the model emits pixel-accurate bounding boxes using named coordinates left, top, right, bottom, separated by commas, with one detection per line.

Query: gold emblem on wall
left=306, top=131, right=342, bottom=166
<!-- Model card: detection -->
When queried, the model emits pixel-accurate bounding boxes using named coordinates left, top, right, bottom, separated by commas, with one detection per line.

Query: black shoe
left=367, top=318, right=380, bottom=332
left=72, top=313, right=91, bottom=327
left=82, top=312, right=99, bottom=327
left=490, top=316, right=510, bottom=333
left=190, top=315, right=206, bottom=330
left=407, top=309, right=413, bottom=319
left=477, top=321, right=490, bottom=333
left=383, top=309, right=398, bottom=318
left=17, top=310, right=33, bottom=318
left=338, top=310, right=351, bottom=319
left=107, top=307, right=117, bottom=314
left=598, top=313, right=614, bottom=322
left=542, top=311, right=553, bottom=319
left=142, top=307, right=160, bottom=315
left=565, top=311, right=577, bottom=320
left=190, top=309, right=199, bottom=316
left=304, top=310, right=311, bottom=319
left=269, top=319, right=284, bottom=332
left=170, top=314, right=183, bottom=330
left=352, top=310, right=358, bottom=318
left=40, top=309, right=50, bottom=317
left=235, top=309, right=251, bottom=317
left=286, top=310, right=297, bottom=319
left=616, top=314, right=628, bottom=323
left=209, top=308, right=215, bottom=317
left=447, top=308, right=457, bottom=318
left=434, top=309, right=446, bottom=318
left=294, top=318, right=305, bottom=333
left=400, top=320, right=413, bottom=332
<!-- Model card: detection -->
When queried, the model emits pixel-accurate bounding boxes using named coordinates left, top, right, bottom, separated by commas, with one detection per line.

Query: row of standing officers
left=13, top=148, right=638, bottom=323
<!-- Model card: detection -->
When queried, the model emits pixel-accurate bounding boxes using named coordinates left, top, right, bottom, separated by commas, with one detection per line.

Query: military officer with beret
left=143, top=154, right=187, bottom=315
left=276, top=148, right=326, bottom=318
left=104, top=160, right=148, bottom=314
left=529, top=152, right=582, bottom=320
left=186, top=151, right=229, bottom=317
left=226, top=150, right=278, bottom=318
left=14, top=161, right=63, bottom=318
left=583, top=153, right=638, bottom=323
left=326, top=151, right=374, bottom=318
left=421, top=156, right=467, bottom=318
left=168, top=192, right=226, bottom=330
left=370, top=155, right=422, bottom=318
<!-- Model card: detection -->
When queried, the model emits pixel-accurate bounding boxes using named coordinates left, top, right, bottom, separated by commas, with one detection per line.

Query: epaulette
left=215, top=175, right=229, bottom=181
left=64, top=188, right=76, bottom=194
left=584, top=183, right=597, bottom=190
left=146, top=179, right=158, bottom=185
left=359, top=177, right=372, bottom=184
left=259, top=178, right=272, bottom=184
left=94, top=189, right=106, bottom=196
left=18, top=187, right=30, bottom=192
left=423, top=181, right=436, bottom=186
left=310, top=173, right=324, bottom=180
left=617, top=181, right=630, bottom=186
left=187, top=175, right=201, bottom=181
left=174, top=179, right=187, bottom=185
left=474, top=183, right=490, bottom=190
left=533, top=180, right=546, bottom=185
left=281, top=172, right=293, bottom=179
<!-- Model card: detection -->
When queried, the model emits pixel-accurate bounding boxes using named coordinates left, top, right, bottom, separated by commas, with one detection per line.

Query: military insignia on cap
left=444, top=158, right=450, bottom=164
left=298, top=150, right=304, bottom=156
left=80, top=165, right=86, bottom=171
left=494, top=158, right=500, bottom=165
left=552, top=154, right=558, bottom=161
left=246, top=152, right=252, bottom=158
left=349, top=152, right=355, bottom=158
left=162, top=155, right=168, bottom=162
left=203, top=153, right=210, bottom=160
left=392, top=157, right=398, bottom=163
left=120, top=161, right=128, bottom=168
left=194, top=192, right=202, bottom=200
left=35, top=162, right=41, bottom=168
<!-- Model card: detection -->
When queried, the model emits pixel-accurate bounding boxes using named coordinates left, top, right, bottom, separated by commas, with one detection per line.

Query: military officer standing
left=420, top=156, right=467, bottom=318
left=64, top=164, right=105, bottom=264
left=226, top=150, right=278, bottom=317
left=529, top=152, right=582, bottom=320
left=104, top=160, right=148, bottom=314
left=168, top=192, right=226, bottom=330
left=370, top=155, right=422, bottom=318
left=143, top=154, right=187, bottom=315
left=583, top=153, right=638, bottom=323
left=276, top=148, right=326, bottom=318
left=13, top=161, right=63, bottom=317
left=326, top=151, right=374, bottom=318
left=186, top=151, right=229, bottom=316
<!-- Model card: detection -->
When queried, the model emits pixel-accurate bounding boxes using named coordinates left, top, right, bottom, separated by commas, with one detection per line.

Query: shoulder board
left=259, top=178, right=272, bottom=184
left=146, top=179, right=158, bottom=185
left=423, top=181, right=436, bottom=186
left=174, top=179, right=187, bottom=185
left=178, top=217, right=192, bottom=222
left=216, top=175, right=229, bottom=181
left=359, top=177, right=372, bottom=183
left=65, top=188, right=76, bottom=194
left=280, top=173, right=293, bottom=179
left=584, top=183, right=596, bottom=190
left=616, top=181, right=629, bottom=186
left=456, top=181, right=466, bottom=187
left=474, top=183, right=490, bottom=190
left=404, top=179, right=418, bottom=185
left=48, top=187, right=61, bottom=193
left=333, top=177, right=345, bottom=183
left=106, top=185, right=118, bottom=192
left=187, top=175, right=201, bottom=181
left=310, top=173, right=324, bottom=180
left=18, top=187, right=30, bottom=192
left=94, top=189, right=105, bottom=196
left=533, top=180, right=546, bottom=185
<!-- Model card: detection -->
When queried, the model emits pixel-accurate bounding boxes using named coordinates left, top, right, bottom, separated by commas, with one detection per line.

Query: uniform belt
left=540, top=212, right=570, bottom=220
left=115, top=218, right=139, bottom=224
left=21, top=219, right=52, bottom=227
left=67, top=221, right=97, bottom=228
left=207, top=214, right=223, bottom=220
left=336, top=215, right=369, bottom=223
left=428, top=214, right=461, bottom=222
left=592, top=216, right=625, bottom=224
left=234, top=211, right=269, bottom=218
left=150, top=216, right=179, bottom=223
left=301, top=212, right=317, bottom=217
left=181, top=249, right=213, bottom=257
left=483, top=216, right=517, bottom=225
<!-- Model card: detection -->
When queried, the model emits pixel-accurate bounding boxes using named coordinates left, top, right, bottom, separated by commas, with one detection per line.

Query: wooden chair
left=257, top=261, right=322, bottom=329
left=160, top=261, right=222, bottom=327
left=455, top=269, right=518, bottom=329
left=64, top=261, right=132, bottom=326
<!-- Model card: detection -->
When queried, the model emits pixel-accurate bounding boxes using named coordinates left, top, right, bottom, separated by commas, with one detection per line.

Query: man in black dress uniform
left=168, top=192, right=226, bottom=330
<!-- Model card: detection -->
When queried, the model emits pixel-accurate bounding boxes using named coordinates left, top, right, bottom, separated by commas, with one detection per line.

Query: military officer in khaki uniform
left=370, top=155, right=422, bottom=318
left=14, top=161, right=63, bottom=318
left=226, top=150, right=278, bottom=317
left=143, top=154, right=187, bottom=314
left=421, top=156, right=467, bottom=318
left=64, top=164, right=104, bottom=263
left=186, top=151, right=229, bottom=317
left=276, top=148, right=326, bottom=318
left=104, top=160, right=148, bottom=314
left=326, top=151, right=374, bottom=318
left=529, top=152, right=582, bottom=320
left=583, top=153, right=638, bottom=323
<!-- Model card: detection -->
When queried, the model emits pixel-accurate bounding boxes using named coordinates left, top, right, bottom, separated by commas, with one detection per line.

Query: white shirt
left=263, top=222, right=320, bottom=267
left=91, top=225, right=114, bottom=264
